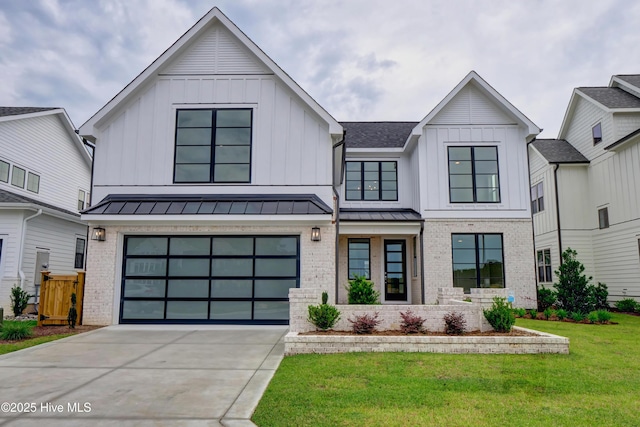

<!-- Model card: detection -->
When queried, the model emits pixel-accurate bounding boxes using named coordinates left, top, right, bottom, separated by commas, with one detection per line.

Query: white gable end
left=162, top=23, right=268, bottom=75
left=430, top=84, right=514, bottom=125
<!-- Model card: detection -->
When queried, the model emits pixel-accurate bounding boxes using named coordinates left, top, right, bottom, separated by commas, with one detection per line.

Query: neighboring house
left=79, top=8, right=540, bottom=326
left=529, top=75, right=640, bottom=302
left=0, top=107, right=92, bottom=313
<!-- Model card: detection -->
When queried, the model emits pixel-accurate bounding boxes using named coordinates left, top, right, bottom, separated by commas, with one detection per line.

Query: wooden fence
left=37, top=271, right=85, bottom=326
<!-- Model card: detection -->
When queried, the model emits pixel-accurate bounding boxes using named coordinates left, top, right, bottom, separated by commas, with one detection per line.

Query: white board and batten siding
left=92, top=22, right=335, bottom=206
left=0, top=115, right=91, bottom=213
left=563, top=96, right=612, bottom=162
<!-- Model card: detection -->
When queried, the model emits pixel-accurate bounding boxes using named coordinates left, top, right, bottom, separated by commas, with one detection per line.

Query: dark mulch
left=300, top=329, right=536, bottom=337
left=0, top=324, right=103, bottom=344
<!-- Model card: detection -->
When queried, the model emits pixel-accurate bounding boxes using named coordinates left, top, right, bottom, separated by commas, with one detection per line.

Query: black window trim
left=348, top=238, right=371, bottom=280
left=536, top=248, right=553, bottom=283
left=345, top=160, right=398, bottom=201
left=451, top=233, right=505, bottom=291
left=173, top=108, right=253, bottom=184
left=74, top=237, right=86, bottom=269
left=531, top=181, right=544, bottom=214
left=447, top=145, right=501, bottom=204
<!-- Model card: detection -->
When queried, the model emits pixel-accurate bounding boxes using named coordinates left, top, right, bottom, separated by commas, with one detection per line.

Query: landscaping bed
left=0, top=324, right=102, bottom=344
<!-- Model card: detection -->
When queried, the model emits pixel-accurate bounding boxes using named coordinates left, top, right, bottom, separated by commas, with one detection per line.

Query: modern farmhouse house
left=0, top=107, right=92, bottom=313
left=80, top=8, right=540, bottom=325
left=529, top=75, right=640, bottom=302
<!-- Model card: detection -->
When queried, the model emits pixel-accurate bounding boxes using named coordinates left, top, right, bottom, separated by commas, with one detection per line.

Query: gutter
left=18, top=209, right=43, bottom=289
left=553, top=163, right=563, bottom=265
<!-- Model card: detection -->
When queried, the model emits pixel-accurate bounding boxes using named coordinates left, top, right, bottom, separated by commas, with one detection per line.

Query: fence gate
left=37, top=271, right=85, bottom=326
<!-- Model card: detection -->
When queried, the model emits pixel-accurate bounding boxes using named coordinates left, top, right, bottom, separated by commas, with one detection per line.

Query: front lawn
left=253, top=313, right=640, bottom=427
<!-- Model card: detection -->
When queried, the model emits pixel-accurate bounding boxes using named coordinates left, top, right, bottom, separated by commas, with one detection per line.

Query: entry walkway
left=0, top=325, right=287, bottom=426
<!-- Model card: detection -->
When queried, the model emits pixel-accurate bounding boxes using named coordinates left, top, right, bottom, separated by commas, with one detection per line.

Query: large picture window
left=121, top=235, right=299, bottom=324
left=448, top=146, right=500, bottom=203
left=348, top=238, right=370, bottom=279
left=345, top=161, right=397, bottom=201
left=452, top=233, right=504, bottom=293
left=174, top=109, right=252, bottom=183
left=537, top=249, right=552, bottom=283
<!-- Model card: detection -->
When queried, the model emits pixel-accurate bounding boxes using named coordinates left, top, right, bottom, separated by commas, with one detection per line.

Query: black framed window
left=592, top=123, right=602, bottom=145
left=174, top=109, right=252, bottom=183
left=448, top=146, right=500, bottom=203
left=0, top=160, right=8, bottom=183
left=598, top=207, right=609, bottom=229
left=537, top=249, right=552, bottom=282
left=74, top=238, right=86, bottom=269
left=345, top=161, right=397, bottom=201
left=531, top=181, right=544, bottom=214
left=348, top=238, right=370, bottom=279
left=121, top=235, right=299, bottom=324
left=452, top=233, right=504, bottom=293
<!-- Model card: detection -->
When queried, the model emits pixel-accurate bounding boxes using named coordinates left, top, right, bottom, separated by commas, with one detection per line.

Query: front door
left=384, top=240, right=406, bottom=301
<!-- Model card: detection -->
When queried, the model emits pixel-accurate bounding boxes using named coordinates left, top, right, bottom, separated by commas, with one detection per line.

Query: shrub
left=556, top=308, right=568, bottom=320
left=443, top=312, right=466, bottom=335
left=10, top=285, right=33, bottom=317
left=570, top=312, right=585, bottom=322
left=596, top=310, right=612, bottom=323
left=554, top=248, right=596, bottom=315
left=587, top=311, right=599, bottom=324
left=307, top=292, right=341, bottom=331
left=537, top=285, right=556, bottom=311
left=513, top=308, right=526, bottom=318
left=348, top=312, right=381, bottom=334
left=529, top=309, right=538, bottom=319
left=346, top=275, right=380, bottom=305
left=615, top=298, right=639, bottom=313
left=483, top=297, right=515, bottom=332
left=543, top=307, right=553, bottom=320
left=593, top=282, right=609, bottom=310
left=399, top=310, right=426, bottom=334
left=68, top=292, right=78, bottom=329
left=0, top=321, right=33, bottom=340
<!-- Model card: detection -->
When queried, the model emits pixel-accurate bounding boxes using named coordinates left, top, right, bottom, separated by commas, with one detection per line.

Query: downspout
left=553, top=163, right=563, bottom=265
left=18, top=209, right=43, bottom=289
left=419, top=221, right=425, bottom=304
left=526, top=139, right=540, bottom=297
left=332, top=131, right=346, bottom=304
left=82, top=137, right=95, bottom=270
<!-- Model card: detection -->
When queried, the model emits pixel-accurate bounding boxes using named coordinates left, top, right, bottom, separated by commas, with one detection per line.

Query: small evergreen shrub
left=68, top=292, right=78, bottom=329
left=399, top=310, right=426, bottom=334
left=0, top=321, right=33, bottom=340
left=615, top=298, right=639, bottom=313
left=10, top=285, right=33, bottom=317
left=570, top=311, right=585, bottom=322
left=483, top=297, right=515, bottom=332
left=529, top=309, right=538, bottom=319
left=596, top=310, right=612, bottom=323
left=443, top=312, right=466, bottom=335
left=307, top=292, right=341, bottom=331
left=554, top=248, right=596, bottom=315
left=537, top=286, right=557, bottom=311
left=512, top=308, right=527, bottom=318
left=587, top=311, right=599, bottom=324
left=348, top=312, right=381, bottom=334
left=346, top=275, right=380, bottom=305
left=543, top=307, right=553, bottom=320
left=593, top=282, right=609, bottom=310
left=556, top=309, right=568, bottom=320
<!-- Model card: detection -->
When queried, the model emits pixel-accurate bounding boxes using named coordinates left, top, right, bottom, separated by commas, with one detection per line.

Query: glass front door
left=384, top=240, right=407, bottom=301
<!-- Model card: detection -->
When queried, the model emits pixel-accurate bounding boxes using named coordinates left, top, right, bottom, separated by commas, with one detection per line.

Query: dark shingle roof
left=605, top=127, right=640, bottom=150
left=0, top=107, right=58, bottom=117
left=340, top=122, right=418, bottom=149
left=0, top=188, right=80, bottom=217
left=531, top=139, right=589, bottom=164
left=615, top=75, right=640, bottom=89
left=339, top=209, right=422, bottom=222
left=577, top=87, right=640, bottom=109
left=83, top=194, right=333, bottom=216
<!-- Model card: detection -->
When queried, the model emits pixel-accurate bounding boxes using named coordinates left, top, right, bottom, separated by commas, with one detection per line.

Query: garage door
left=120, top=235, right=299, bottom=324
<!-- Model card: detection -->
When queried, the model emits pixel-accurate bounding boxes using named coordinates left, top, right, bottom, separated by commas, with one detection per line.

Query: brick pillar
left=289, top=288, right=322, bottom=332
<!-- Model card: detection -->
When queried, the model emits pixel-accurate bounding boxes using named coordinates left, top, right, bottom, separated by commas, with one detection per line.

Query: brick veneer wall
left=83, top=223, right=335, bottom=325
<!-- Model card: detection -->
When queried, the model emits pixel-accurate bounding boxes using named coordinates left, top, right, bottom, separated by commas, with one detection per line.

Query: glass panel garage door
left=120, top=235, right=299, bottom=324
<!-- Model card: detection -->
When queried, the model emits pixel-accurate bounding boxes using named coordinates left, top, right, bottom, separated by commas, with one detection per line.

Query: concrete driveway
left=0, top=325, right=287, bottom=426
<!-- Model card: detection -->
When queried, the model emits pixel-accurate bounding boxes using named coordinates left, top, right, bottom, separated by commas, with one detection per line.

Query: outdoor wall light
left=91, top=227, right=106, bottom=241
left=311, top=227, right=321, bottom=242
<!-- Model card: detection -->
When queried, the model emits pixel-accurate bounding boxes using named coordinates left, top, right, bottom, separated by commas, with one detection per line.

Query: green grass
left=253, top=313, right=640, bottom=427
left=0, top=320, right=73, bottom=355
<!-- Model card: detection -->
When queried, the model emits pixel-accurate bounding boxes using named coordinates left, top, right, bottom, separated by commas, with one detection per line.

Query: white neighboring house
left=0, top=107, right=92, bottom=313
left=529, top=75, right=640, bottom=302
left=338, top=72, right=540, bottom=308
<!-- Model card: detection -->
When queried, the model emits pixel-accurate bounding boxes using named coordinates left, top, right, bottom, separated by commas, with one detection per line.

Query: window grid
left=451, top=233, right=504, bottom=293
left=345, top=161, right=398, bottom=201
left=531, top=181, right=544, bottom=214
left=348, top=238, right=370, bottom=279
left=448, top=146, right=500, bottom=203
left=537, top=249, right=552, bottom=283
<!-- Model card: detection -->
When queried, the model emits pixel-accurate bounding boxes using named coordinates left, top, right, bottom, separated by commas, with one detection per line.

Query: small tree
left=68, top=292, right=78, bottom=329
left=10, top=285, right=33, bottom=317
left=553, top=248, right=596, bottom=315
left=346, top=275, right=380, bottom=304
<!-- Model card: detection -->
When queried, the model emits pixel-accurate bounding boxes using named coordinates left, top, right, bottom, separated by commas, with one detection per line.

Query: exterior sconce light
left=311, top=227, right=321, bottom=242
left=92, top=227, right=106, bottom=241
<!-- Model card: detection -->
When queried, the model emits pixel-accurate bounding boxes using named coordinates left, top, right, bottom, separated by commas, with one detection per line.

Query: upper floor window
left=11, top=166, right=25, bottom=188
left=27, top=172, right=40, bottom=193
left=345, top=161, right=397, bottom=201
left=78, top=190, right=87, bottom=211
left=592, top=123, right=602, bottom=145
left=0, top=160, right=8, bottom=183
left=452, top=233, right=504, bottom=293
left=598, top=207, right=609, bottom=229
left=531, top=181, right=544, bottom=214
left=448, top=146, right=500, bottom=203
left=174, top=109, right=252, bottom=183
left=537, top=249, right=552, bottom=283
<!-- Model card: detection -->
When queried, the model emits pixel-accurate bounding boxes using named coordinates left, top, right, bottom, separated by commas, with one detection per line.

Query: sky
left=2, top=0, right=640, bottom=138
